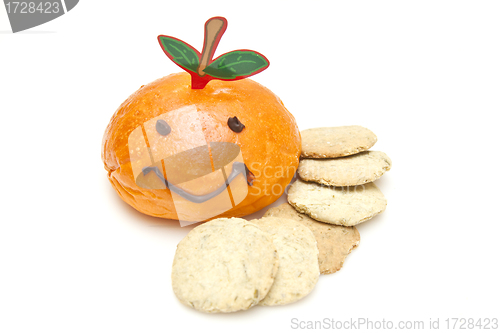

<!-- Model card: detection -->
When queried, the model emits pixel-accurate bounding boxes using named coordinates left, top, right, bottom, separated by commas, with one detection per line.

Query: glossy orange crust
left=102, top=72, right=301, bottom=221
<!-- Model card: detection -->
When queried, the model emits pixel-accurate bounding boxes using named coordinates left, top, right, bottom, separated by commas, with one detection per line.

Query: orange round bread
left=102, top=72, right=300, bottom=221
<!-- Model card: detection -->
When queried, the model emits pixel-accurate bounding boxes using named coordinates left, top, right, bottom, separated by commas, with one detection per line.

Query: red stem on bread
left=198, top=18, right=226, bottom=76
left=158, top=17, right=268, bottom=89
left=191, top=17, right=227, bottom=89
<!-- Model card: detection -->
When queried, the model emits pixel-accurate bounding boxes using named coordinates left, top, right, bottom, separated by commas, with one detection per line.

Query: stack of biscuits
left=288, top=125, right=391, bottom=227
left=275, top=125, right=391, bottom=274
left=171, top=126, right=391, bottom=313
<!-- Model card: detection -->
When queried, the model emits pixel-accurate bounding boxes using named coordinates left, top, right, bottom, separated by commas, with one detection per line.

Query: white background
left=1, top=1, right=499, bottom=332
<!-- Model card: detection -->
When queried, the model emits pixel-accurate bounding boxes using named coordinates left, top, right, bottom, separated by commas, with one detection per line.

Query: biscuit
left=250, top=217, right=319, bottom=306
left=287, top=179, right=387, bottom=226
left=298, top=151, right=392, bottom=186
left=171, top=218, right=279, bottom=313
left=301, top=126, right=377, bottom=158
left=264, top=203, right=360, bottom=274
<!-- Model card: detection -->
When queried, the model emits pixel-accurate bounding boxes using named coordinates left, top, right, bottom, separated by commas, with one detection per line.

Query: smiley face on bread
left=128, top=102, right=253, bottom=222
left=101, top=18, right=300, bottom=222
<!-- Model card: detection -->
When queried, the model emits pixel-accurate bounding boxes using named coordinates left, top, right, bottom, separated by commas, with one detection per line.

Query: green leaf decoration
left=203, top=51, right=268, bottom=79
left=158, top=36, right=199, bottom=72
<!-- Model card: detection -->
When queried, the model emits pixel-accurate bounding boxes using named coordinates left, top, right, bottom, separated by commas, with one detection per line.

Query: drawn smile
left=142, top=161, right=255, bottom=204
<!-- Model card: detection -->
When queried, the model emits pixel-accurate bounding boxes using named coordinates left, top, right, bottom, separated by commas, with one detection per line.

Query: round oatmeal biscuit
left=264, top=203, right=360, bottom=274
left=250, top=217, right=319, bottom=306
left=298, top=151, right=392, bottom=186
left=288, top=179, right=387, bottom=226
left=171, top=218, right=279, bottom=313
left=301, top=126, right=377, bottom=158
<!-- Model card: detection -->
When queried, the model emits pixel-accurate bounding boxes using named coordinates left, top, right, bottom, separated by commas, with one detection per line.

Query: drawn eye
left=156, top=119, right=172, bottom=136
left=227, top=116, right=245, bottom=133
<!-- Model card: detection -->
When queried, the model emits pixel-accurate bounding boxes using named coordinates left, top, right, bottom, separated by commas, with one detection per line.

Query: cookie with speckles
left=298, top=151, right=392, bottom=186
left=264, top=203, right=360, bottom=274
left=301, top=126, right=377, bottom=158
left=250, top=217, right=319, bottom=306
left=288, top=179, right=387, bottom=226
left=171, top=218, right=279, bottom=313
